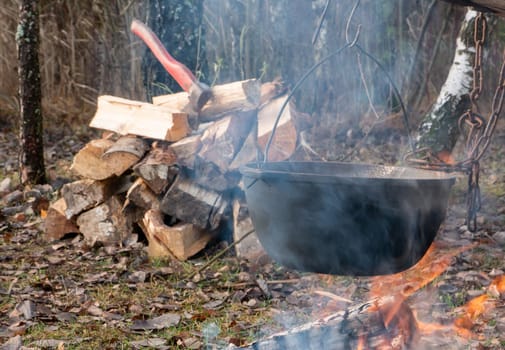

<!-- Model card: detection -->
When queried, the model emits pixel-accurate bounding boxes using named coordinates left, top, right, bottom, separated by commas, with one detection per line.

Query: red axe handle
left=131, top=19, right=196, bottom=92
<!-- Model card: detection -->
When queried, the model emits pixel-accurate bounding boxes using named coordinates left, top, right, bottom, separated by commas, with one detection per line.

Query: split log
left=102, top=135, right=148, bottom=163
left=152, top=79, right=261, bottom=123
left=139, top=209, right=212, bottom=260
left=193, top=160, right=231, bottom=192
left=61, top=179, right=116, bottom=219
left=198, top=112, right=255, bottom=173
left=71, top=137, right=146, bottom=180
left=89, top=95, right=190, bottom=141
left=125, top=178, right=160, bottom=210
left=169, top=135, right=202, bottom=169
left=43, top=198, right=79, bottom=241
left=70, top=139, right=114, bottom=180
left=76, top=195, right=131, bottom=246
left=133, top=144, right=179, bottom=194
left=232, top=196, right=264, bottom=260
left=160, top=175, right=228, bottom=230
left=229, top=126, right=259, bottom=170
left=259, top=79, right=288, bottom=106
left=229, top=296, right=417, bottom=350
left=257, top=95, right=298, bottom=162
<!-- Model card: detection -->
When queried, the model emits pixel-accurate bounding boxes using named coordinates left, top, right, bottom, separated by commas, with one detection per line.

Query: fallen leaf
left=130, top=313, right=180, bottom=331
left=103, top=311, right=124, bottom=321
left=255, top=278, right=271, bottom=298
left=202, top=300, right=224, bottom=310
left=55, top=312, right=77, bottom=323
left=179, top=336, right=202, bottom=349
left=30, top=339, right=66, bottom=348
left=46, top=255, right=65, bottom=265
left=0, top=335, right=22, bottom=350
left=244, top=299, right=257, bottom=307
left=7, top=321, right=27, bottom=336
left=130, top=338, right=167, bottom=349
left=86, top=304, right=104, bottom=317
left=191, top=310, right=216, bottom=322
left=128, top=271, right=147, bottom=283
left=10, top=301, right=36, bottom=320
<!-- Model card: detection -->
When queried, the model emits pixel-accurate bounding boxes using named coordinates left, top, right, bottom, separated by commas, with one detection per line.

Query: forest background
left=2, top=0, right=505, bottom=159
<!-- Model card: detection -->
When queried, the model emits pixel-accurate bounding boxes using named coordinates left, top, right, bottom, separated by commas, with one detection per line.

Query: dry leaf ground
left=2, top=114, right=505, bottom=349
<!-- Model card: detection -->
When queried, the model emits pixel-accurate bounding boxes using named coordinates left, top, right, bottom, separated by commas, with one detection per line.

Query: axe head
left=189, top=82, right=212, bottom=112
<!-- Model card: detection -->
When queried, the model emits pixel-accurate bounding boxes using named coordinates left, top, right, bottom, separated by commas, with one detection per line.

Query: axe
left=131, top=19, right=212, bottom=112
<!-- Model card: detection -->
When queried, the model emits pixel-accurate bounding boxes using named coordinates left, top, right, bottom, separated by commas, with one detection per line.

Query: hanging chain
left=459, top=13, right=487, bottom=232
left=405, top=13, right=505, bottom=232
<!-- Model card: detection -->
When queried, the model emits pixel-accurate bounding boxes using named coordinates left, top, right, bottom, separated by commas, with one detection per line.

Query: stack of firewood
left=44, top=79, right=309, bottom=261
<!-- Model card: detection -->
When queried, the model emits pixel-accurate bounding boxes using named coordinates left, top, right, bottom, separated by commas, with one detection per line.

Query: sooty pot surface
left=240, top=162, right=456, bottom=276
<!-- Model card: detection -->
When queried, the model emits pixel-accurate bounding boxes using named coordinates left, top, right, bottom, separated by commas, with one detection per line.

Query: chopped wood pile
left=44, top=79, right=310, bottom=261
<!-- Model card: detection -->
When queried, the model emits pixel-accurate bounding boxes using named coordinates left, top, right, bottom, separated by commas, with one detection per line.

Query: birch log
left=416, top=10, right=483, bottom=157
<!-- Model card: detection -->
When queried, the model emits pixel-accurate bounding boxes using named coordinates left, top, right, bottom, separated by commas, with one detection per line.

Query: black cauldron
left=240, top=161, right=456, bottom=276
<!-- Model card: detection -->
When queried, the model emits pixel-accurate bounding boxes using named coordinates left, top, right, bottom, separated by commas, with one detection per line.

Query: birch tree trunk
left=415, top=9, right=481, bottom=157
left=17, top=0, right=45, bottom=185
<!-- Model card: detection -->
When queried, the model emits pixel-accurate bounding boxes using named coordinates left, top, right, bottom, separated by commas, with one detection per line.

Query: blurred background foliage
left=0, top=0, right=503, bottom=146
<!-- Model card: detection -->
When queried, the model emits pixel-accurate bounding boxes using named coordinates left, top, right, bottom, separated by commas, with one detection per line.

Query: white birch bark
left=416, top=9, right=478, bottom=154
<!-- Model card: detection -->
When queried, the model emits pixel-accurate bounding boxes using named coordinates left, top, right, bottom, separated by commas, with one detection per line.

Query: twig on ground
left=186, top=229, right=255, bottom=279
left=313, top=290, right=353, bottom=304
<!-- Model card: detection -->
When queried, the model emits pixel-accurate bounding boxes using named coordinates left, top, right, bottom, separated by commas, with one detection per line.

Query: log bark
left=257, top=95, right=298, bottom=162
left=229, top=126, right=259, bottom=170
left=133, top=144, right=179, bottom=194
left=43, top=198, right=79, bottom=241
left=17, top=0, right=45, bottom=185
left=102, top=135, right=148, bottom=160
left=89, top=95, right=190, bottom=141
left=71, top=138, right=144, bottom=180
left=169, top=135, right=202, bottom=169
left=232, top=196, right=264, bottom=260
left=192, top=160, right=231, bottom=192
left=152, top=79, right=261, bottom=122
left=61, top=179, right=116, bottom=219
left=198, top=112, right=255, bottom=173
left=139, top=209, right=211, bottom=260
left=125, top=178, right=160, bottom=211
left=416, top=9, right=482, bottom=156
left=229, top=296, right=416, bottom=350
left=160, top=175, right=228, bottom=230
left=76, top=196, right=131, bottom=246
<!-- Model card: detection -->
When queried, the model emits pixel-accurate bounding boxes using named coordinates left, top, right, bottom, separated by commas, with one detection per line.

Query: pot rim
left=240, top=161, right=459, bottom=185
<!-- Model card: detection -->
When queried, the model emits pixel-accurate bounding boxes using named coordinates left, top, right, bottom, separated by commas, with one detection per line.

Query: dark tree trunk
left=142, top=0, right=207, bottom=99
left=17, top=0, right=45, bottom=185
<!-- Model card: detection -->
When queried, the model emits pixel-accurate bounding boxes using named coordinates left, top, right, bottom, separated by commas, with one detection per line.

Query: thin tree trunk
left=17, top=0, right=45, bottom=185
left=416, top=9, right=481, bottom=156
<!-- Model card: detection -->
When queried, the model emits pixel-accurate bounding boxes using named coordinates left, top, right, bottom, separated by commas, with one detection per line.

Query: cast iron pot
left=240, top=161, right=456, bottom=276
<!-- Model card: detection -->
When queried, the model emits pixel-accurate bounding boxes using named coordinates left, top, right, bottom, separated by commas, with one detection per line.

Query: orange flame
left=452, top=274, right=505, bottom=338
left=370, top=242, right=477, bottom=300
left=366, top=241, right=478, bottom=347
left=356, top=334, right=366, bottom=350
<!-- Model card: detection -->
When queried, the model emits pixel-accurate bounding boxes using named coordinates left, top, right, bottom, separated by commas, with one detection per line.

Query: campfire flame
left=313, top=241, right=503, bottom=348
left=364, top=241, right=478, bottom=348
left=453, top=274, right=505, bottom=338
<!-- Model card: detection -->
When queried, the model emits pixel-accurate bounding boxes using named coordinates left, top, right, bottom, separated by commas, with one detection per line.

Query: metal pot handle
left=263, top=43, right=413, bottom=164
